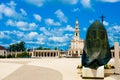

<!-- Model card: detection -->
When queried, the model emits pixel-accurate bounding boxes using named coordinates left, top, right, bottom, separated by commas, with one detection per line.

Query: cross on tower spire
left=100, top=14, right=105, bottom=24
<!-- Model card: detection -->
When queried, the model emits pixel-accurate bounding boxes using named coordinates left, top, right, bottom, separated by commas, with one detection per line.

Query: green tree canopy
left=8, top=41, right=26, bottom=52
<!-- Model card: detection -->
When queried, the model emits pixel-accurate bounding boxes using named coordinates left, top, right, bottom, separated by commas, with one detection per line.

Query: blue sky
left=0, top=0, right=120, bottom=50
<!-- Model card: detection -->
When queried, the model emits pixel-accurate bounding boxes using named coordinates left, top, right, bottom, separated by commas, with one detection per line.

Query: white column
left=31, top=52, right=34, bottom=57
left=114, top=42, right=120, bottom=74
left=68, top=51, right=69, bottom=55
left=43, top=52, right=45, bottom=57
left=57, top=51, right=60, bottom=57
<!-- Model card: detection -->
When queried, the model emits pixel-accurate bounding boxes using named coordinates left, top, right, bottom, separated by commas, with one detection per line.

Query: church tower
left=74, top=19, right=80, bottom=41
left=68, top=19, right=84, bottom=57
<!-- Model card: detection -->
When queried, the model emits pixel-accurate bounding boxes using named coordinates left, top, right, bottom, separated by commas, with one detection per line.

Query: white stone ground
left=0, top=58, right=120, bottom=80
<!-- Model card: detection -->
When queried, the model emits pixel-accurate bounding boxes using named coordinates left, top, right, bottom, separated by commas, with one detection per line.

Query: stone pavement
left=0, top=58, right=120, bottom=80
left=3, top=65, right=62, bottom=80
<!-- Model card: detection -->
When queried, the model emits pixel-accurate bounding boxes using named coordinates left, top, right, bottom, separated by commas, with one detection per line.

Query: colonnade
left=68, top=49, right=82, bottom=57
left=32, top=50, right=60, bottom=57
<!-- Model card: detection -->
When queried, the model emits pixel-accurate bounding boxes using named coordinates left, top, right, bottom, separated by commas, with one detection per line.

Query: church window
left=76, top=33, right=78, bottom=36
left=76, top=51, right=78, bottom=54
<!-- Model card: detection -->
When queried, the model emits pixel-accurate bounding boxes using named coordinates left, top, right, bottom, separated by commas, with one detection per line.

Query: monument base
left=82, top=66, right=104, bottom=79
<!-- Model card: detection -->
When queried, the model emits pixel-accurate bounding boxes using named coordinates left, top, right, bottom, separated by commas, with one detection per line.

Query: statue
left=82, top=20, right=111, bottom=69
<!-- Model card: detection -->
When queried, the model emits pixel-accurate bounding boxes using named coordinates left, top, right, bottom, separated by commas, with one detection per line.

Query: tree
left=44, top=48, right=51, bottom=50
left=54, top=47, right=58, bottom=50
left=37, top=46, right=43, bottom=50
left=8, top=41, right=26, bottom=52
left=19, top=41, right=26, bottom=51
left=37, top=46, right=51, bottom=50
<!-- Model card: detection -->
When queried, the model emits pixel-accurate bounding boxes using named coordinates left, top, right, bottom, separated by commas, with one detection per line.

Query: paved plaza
left=0, top=58, right=120, bottom=80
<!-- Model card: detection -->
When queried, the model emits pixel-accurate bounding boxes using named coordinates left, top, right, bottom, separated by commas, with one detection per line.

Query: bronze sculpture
left=82, top=20, right=111, bottom=69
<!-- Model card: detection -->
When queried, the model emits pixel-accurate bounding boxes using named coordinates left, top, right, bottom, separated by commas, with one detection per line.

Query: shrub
left=0, top=55, right=5, bottom=58
left=77, top=64, right=82, bottom=69
left=16, top=52, right=31, bottom=58
left=77, top=64, right=115, bottom=69
left=104, top=64, right=115, bottom=69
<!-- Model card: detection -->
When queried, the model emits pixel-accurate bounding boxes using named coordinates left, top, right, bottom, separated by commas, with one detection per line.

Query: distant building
left=68, top=19, right=84, bottom=57
left=31, top=50, right=61, bottom=58
left=0, top=46, right=7, bottom=56
left=111, top=45, right=120, bottom=58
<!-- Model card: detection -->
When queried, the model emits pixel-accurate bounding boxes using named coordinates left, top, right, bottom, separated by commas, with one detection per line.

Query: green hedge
left=0, top=52, right=31, bottom=58
left=16, top=52, right=31, bottom=58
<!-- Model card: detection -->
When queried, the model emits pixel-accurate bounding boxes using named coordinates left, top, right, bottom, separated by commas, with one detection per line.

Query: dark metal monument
left=82, top=20, right=111, bottom=69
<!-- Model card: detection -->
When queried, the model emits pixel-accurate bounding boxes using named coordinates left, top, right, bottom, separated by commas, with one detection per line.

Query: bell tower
left=74, top=19, right=80, bottom=41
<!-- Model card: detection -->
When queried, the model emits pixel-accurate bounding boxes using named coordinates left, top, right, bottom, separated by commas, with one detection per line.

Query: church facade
left=68, top=19, right=84, bottom=57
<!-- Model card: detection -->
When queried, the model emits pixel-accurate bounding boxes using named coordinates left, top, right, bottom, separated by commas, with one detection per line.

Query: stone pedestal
left=82, top=66, right=104, bottom=79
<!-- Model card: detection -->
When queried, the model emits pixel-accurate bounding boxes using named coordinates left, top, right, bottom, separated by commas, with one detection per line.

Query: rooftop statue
left=82, top=20, right=111, bottom=69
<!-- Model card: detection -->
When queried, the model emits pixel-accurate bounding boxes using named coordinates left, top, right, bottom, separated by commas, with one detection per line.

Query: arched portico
left=32, top=50, right=60, bottom=58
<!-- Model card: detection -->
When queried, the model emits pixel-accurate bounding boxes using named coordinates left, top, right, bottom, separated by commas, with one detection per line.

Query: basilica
left=30, top=19, right=84, bottom=58
left=68, top=19, right=84, bottom=57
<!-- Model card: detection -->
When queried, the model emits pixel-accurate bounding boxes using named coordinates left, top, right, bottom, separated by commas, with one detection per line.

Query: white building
left=31, top=50, right=61, bottom=58
left=68, top=19, right=84, bottom=57
left=0, top=46, right=7, bottom=56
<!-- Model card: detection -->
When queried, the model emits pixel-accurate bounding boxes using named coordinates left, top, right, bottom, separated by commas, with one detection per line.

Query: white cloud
left=0, top=1, right=17, bottom=18
left=45, top=18, right=61, bottom=26
left=48, top=34, right=71, bottom=43
left=25, top=0, right=79, bottom=7
left=61, top=0, right=78, bottom=5
left=6, top=20, right=38, bottom=31
left=0, top=4, right=5, bottom=13
left=6, top=19, right=15, bottom=26
left=33, top=14, right=42, bottom=22
left=7, top=1, right=16, bottom=8
left=99, top=0, right=120, bottom=3
left=3, top=5, right=16, bottom=17
left=83, top=27, right=87, bottom=31
left=55, top=9, right=67, bottom=23
left=0, top=1, right=26, bottom=20
left=0, top=31, right=13, bottom=39
left=17, top=21, right=37, bottom=31
left=16, top=21, right=28, bottom=27
left=37, top=37, right=45, bottom=44
left=81, top=0, right=91, bottom=8
left=0, top=32, right=5, bottom=38
left=25, top=0, right=45, bottom=7
left=20, top=8, right=27, bottom=16
left=29, top=23, right=38, bottom=30
left=12, top=31, right=25, bottom=38
left=49, top=36, right=65, bottom=43
left=1, top=30, right=25, bottom=41
left=89, top=19, right=94, bottom=23
left=26, top=32, right=38, bottom=40
left=103, top=21, right=109, bottom=26
left=108, top=25, right=120, bottom=45
left=47, top=43, right=67, bottom=47
left=25, top=33, right=45, bottom=45
left=0, top=30, right=46, bottom=47
left=40, top=27, right=51, bottom=36
left=64, top=25, right=74, bottom=31
left=73, top=8, right=80, bottom=12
